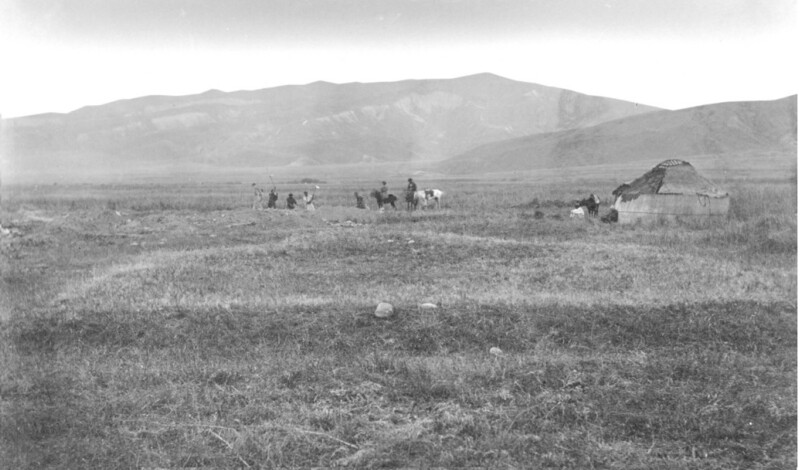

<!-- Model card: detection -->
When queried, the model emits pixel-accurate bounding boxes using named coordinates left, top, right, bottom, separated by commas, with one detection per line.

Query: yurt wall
left=614, top=194, right=730, bottom=224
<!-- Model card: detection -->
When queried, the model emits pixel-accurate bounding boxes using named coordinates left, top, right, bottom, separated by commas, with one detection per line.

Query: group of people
left=252, top=183, right=315, bottom=211
left=253, top=177, right=420, bottom=212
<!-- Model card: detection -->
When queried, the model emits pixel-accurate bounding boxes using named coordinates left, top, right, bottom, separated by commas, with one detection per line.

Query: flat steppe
left=1, top=174, right=795, bottom=468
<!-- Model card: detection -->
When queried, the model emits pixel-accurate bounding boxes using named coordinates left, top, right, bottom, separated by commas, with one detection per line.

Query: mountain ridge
left=437, top=95, right=797, bottom=174
left=2, top=74, right=661, bottom=177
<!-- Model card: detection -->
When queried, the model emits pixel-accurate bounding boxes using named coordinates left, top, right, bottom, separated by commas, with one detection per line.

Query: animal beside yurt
left=574, top=194, right=600, bottom=216
left=611, top=159, right=729, bottom=224
left=570, top=207, right=586, bottom=218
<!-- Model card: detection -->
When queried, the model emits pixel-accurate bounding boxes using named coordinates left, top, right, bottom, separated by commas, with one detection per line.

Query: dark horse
left=405, top=190, right=418, bottom=211
left=575, top=194, right=600, bottom=216
left=370, top=189, right=397, bottom=210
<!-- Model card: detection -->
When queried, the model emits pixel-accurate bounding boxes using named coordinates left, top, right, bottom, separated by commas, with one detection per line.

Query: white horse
left=415, top=189, right=444, bottom=209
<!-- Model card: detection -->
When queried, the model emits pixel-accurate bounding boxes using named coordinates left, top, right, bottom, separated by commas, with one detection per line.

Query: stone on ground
left=374, top=302, right=394, bottom=318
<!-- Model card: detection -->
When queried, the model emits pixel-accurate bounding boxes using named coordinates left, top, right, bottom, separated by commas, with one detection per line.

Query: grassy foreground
left=0, top=177, right=796, bottom=469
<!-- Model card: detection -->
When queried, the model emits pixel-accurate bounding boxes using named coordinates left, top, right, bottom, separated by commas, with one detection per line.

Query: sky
left=0, top=0, right=797, bottom=118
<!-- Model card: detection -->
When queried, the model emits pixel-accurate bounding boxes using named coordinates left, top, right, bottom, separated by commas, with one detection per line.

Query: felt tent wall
left=612, top=160, right=729, bottom=224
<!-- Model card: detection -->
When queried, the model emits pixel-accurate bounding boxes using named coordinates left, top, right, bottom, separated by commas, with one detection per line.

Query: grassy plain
left=0, top=173, right=796, bottom=469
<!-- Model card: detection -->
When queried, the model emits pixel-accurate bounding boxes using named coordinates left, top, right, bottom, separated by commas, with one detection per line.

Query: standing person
left=303, top=191, right=315, bottom=211
left=354, top=192, right=366, bottom=209
left=405, top=178, right=418, bottom=210
left=379, top=181, right=389, bottom=208
left=267, top=188, right=278, bottom=208
left=252, top=183, right=264, bottom=210
left=286, top=193, right=297, bottom=210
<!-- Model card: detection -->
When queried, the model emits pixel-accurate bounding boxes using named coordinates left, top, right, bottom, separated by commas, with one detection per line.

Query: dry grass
left=0, top=174, right=795, bottom=468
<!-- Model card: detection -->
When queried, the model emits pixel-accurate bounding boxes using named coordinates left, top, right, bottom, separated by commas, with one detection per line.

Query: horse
left=370, top=189, right=397, bottom=210
left=409, top=189, right=444, bottom=210
left=421, top=189, right=444, bottom=209
left=574, top=195, right=600, bottom=216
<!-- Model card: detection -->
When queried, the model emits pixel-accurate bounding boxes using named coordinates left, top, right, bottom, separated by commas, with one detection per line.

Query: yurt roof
left=612, top=160, right=728, bottom=202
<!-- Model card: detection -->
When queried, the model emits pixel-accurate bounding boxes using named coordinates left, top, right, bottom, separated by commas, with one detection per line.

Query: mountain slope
left=438, top=95, right=797, bottom=174
left=2, top=74, right=659, bottom=177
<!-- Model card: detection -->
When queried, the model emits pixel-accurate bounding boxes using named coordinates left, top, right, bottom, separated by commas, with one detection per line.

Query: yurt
left=611, top=159, right=729, bottom=224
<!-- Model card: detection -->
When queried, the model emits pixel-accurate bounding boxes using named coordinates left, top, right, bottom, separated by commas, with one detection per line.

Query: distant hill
left=1, top=74, right=659, bottom=178
left=437, top=96, right=797, bottom=174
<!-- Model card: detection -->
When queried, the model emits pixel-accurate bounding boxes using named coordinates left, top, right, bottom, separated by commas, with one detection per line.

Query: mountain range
left=1, top=73, right=795, bottom=179
left=2, top=74, right=658, bottom=177
left=439, top=95, right=797, bottom=174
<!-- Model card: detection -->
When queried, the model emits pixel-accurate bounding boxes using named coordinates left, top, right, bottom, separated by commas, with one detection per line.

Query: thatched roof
left=613, top=160, right=728, bottom=202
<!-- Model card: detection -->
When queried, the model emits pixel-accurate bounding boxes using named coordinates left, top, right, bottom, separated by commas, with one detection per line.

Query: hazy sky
left=1, top=0, right=796, bottom=117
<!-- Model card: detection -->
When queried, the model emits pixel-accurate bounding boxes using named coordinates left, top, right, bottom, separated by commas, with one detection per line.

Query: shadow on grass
left=4, top=299, right=796, bottom=469
left=11, top=300, right=795, bottom=358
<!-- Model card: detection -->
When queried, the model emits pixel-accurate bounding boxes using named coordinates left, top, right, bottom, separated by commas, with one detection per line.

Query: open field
left=0, top=174, right=796, bottom=468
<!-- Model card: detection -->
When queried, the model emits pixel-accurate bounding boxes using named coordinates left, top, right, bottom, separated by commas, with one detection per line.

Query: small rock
left=490, top=347, right=504, bottom=357
left=374, top=302, right=394, bottom=318
left=418, top=303, right=438, bottom=310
